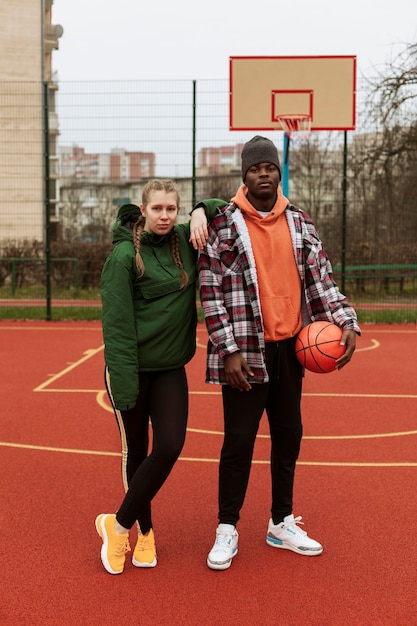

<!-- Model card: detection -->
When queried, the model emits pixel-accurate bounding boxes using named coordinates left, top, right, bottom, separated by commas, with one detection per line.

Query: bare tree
left=353, top=43, right=417, bottom=258
left=289, top=133, right=345, bottom=261
left=367, top=43, right=417, bottom=129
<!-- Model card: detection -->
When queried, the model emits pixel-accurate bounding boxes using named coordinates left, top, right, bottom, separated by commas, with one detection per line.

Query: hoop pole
left=282, top=132, right=290, bottom=197
left=341, top=130, right=348, bottom=293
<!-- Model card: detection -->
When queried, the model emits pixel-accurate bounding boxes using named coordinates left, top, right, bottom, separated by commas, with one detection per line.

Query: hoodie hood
left=232, top=184, right=289, bottom=221
left=111, top=203, right=141, bottom=245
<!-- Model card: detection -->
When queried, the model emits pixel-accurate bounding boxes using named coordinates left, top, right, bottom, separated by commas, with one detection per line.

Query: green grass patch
left=355, top=308, right=417, bottom=324
left=0, top=307, right=102, bottom=321
left=1, top=302, right=416, bottom=325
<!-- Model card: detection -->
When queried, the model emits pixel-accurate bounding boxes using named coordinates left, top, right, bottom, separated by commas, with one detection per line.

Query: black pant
left=105, top=367, right=188, bottom=532
left=219, top=339, right=303, bottom=526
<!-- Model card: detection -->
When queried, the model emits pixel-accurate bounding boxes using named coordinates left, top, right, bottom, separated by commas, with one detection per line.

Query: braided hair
left=133, top=179, right=189, bottom=289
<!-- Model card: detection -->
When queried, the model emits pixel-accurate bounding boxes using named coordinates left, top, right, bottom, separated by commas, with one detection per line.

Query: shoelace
left=283, top=516, right=307, bottom=536
left=115, top=536, right=131, bottom=555
left=215, top=532, right=234, bottom=547
left=137, top=535, right=154, bottom=552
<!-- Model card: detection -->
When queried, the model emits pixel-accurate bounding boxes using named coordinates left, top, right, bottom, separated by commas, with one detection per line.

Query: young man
left=198, top=135, right=360, bottom=570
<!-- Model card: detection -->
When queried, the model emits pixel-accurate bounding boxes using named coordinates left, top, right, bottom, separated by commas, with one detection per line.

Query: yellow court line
left=36, top=388, right=104, bottom=393
left=0, top=441, right=117, bottom=456
left=356, top=339, right=380, bottom=351
left=296, top=461, right=417, bottom=467
left=33, top=345, right=104, bottom=391
left=186, top=427, right=417, bottom=440
left=29, top=387, right=417, bottom=442
left=182, top=457, right=417, bottom=467
left=303, top=392, right=417, bottom=399
left=0, top=441, right=416, bottom=467
left=29, top=334, right=410, bottom=396
left=29, top=336, right=416, bottom=449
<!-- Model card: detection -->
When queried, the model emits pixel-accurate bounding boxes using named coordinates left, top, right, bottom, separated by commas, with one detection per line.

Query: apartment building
left=59, top=145, right=156, bottom=181
left=198, top=143, right=244, bottom=176
left=0, top=0, right=62, bottom=242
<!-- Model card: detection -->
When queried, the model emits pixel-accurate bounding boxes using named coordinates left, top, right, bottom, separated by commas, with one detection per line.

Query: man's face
left=244, top=162, right=280, bottom=201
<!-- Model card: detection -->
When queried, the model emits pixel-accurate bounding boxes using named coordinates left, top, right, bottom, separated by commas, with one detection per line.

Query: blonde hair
left=133, top=179, right=189, bottom=288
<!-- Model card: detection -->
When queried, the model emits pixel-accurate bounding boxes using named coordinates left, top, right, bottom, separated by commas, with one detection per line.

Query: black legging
left=105, top=367, right=188, bottom=532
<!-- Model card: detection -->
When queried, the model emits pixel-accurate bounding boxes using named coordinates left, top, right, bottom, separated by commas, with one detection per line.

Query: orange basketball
left=295, top=321, right=345, bottom=373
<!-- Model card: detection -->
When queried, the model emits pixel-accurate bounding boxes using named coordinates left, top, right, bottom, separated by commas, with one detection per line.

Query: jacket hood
left=111, top=203, right=141, bottom=245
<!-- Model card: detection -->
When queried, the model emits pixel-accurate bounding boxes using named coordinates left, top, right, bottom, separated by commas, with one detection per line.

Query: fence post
left=73, top=258, right=79, bottom=295
left=43, top=82, right=52, bottom=320
left=192, top=80, right=197, bottom=208
left=11, top=259, right=16, bottom=295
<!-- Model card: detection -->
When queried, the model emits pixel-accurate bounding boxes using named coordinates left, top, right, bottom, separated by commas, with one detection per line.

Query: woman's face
left=141, top=190, right=179, bottom=236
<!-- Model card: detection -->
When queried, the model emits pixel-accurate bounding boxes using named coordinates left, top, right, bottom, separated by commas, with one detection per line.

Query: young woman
left=96, top=179, right=222, bottom=574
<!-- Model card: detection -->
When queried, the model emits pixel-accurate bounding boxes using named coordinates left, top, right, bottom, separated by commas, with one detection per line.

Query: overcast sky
left=53, top=0, right=416, bottom=82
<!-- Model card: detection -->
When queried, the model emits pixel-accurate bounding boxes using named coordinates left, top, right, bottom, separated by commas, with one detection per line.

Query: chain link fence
left=0, top=78, right=416, bottom=322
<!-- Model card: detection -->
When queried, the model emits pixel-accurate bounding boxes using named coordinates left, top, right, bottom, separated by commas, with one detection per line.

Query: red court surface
left=1, top=321, right=416, bottom=625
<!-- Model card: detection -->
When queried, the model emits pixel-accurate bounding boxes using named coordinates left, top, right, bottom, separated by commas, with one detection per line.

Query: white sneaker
left=266, top=514, right=323, bottom=556
left=207, top=523, right=238, bottom=570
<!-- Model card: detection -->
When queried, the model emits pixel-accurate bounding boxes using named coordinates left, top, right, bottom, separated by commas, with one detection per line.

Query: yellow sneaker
left=95, top=514, right=130, bottom=575
left=132, top=529, right=157, bottom=568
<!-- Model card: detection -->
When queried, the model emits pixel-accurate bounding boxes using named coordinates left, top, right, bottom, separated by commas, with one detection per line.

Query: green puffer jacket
left=101, top=200, right=225, bottom=411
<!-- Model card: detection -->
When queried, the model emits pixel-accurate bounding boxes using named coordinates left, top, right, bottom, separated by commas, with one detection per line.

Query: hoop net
left=276, top=113, right=312, bottom=144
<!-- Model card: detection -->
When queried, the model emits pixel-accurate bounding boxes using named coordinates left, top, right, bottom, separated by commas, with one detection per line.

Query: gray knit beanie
left=241, top=135, right=281, bottom=182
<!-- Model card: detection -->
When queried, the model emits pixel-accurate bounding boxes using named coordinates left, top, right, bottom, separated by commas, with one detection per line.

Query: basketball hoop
left=276, top=113, right=312, bottom=144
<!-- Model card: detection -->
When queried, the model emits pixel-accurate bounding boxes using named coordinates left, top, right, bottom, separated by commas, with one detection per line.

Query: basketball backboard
left=229, top=56, right=356, bottom=131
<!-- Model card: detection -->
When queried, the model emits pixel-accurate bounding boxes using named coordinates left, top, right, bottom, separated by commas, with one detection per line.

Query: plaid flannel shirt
left=198, top=201, right=360, bottom=385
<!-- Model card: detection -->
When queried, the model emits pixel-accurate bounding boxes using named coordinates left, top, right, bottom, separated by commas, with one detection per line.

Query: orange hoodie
left=233, top=184, right=302, bottom=341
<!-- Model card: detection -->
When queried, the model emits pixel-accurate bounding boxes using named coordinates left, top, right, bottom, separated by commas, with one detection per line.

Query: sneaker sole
left=266, top=535, right=323, bottom=556
left=132, top=556, right=157, bottom=568
left=207, top=547, right=238, bottom=571
left=95, top=514, right=124, bottom=575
